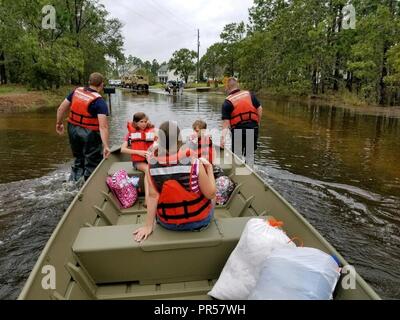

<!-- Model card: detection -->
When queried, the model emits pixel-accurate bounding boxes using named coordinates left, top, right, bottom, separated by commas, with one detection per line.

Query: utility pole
left=197, top=29, right=200, bottom=83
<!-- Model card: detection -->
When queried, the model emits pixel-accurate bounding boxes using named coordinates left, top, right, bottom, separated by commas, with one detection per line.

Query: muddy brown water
left=0, top=89, right=399, bottom=299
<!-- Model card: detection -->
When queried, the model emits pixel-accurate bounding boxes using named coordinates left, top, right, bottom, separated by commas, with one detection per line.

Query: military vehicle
left=122, top=74, right=149, bottom=92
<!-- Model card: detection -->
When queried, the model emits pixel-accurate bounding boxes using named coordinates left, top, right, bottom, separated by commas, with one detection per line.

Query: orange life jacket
left=127, top=122, right=156, bottom=162
left=227, top=90, right=260, bottom=128
left=188, top=134, right=214, bottom=164
left=68, top=87, right=102, bottom=131
left=149, top=153, right=212, bottom=225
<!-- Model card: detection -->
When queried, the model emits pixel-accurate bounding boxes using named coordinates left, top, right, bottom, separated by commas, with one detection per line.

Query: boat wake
left=0, top=167, right=80, bottom=300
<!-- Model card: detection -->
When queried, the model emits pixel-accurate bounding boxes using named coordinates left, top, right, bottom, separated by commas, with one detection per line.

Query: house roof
left=158, top=65, right=169, bottom=72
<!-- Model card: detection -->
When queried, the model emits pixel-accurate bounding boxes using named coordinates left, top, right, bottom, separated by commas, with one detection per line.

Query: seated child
left=187, top=120, right=215, bottom=164
left=121, top=112, right=157, bottom=206
left=188, top=120, right=235, bottom=205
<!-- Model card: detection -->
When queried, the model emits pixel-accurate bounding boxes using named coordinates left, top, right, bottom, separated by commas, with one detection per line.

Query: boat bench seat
left=108, top=162, right=144, bottom=177
left=72, top=217, right=254, bottom=285
left=108, top=162, right=233, bottom=178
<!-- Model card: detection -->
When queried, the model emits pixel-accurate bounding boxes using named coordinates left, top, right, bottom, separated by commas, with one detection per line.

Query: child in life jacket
left=188, top=120, right=234, bottom=205
left=187, top=120, right=228, bottom=180
left=187, top=120, right=216, bottom=164
left=121, top=112, right=157, bottom=207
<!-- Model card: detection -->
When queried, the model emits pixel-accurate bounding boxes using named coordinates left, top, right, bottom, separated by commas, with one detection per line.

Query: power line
left=114, top=2, right=201, bottom=61
left=127, top=9, right=196, bottom=43
left=148, top=0, right=196, bottom=31
left=119, top=2, right=197, bottom=39
left=146, top=0, right=189, bottom=30
left=152, top=0, right=195, bottom=29
left=127, top=7, right=170, bottom=32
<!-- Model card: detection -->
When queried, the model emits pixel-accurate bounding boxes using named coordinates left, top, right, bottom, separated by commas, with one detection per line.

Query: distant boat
left=18, top=147, right=380, bottom=300
left=196, top=87, right=211, bottom=92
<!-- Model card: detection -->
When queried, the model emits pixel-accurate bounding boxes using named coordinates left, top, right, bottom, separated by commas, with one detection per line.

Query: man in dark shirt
left=221, top=77, right=263, bottom=162
left=56, top=73, right=110, bottom=182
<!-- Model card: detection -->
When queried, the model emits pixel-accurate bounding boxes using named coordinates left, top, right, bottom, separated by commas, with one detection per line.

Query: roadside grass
left=0, top=84, right=74, bottom=113
left=0, top=84, right=29, bottom=95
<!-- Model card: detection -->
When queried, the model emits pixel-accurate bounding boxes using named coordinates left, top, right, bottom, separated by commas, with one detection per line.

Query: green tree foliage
left=204, top=0, right=400, bottom=105
left=200, top=43, right=224, bottom=86
left=248, top=0, right=289, bottom=33
left=117, top=56, right=161, bottom=85
left=347, top=3, right=399, bottom=104
left=386, top=44, right=400, bottom=104
left=168, top=48, right=197, bottom=83
left=151, top=59, right=160, bottom=77
left=0, top=0, right=124, bottom=89
left=219, top=22, right=246, bottom=76
left=135, top=61, right=156, bottom=85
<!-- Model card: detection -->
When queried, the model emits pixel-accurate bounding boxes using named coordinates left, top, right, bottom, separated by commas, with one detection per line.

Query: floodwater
left=0, top=89, right=399, bottom=299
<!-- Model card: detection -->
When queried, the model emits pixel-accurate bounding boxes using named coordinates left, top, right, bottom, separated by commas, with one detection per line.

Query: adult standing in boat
left=220, top=77, right=263, bottom=161
left=133, top=121, right=216, bottom=242
left=56, top=73, right=111, bottom=182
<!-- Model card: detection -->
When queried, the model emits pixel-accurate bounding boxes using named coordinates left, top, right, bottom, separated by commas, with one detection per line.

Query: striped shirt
left=191, top=159, right=200, bottom=194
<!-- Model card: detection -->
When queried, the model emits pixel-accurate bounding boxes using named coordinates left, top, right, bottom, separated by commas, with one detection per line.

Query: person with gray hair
left=220, top=77, right=263, bottom=161
left=56, top=73, right=111, bottom=182
left=133, top=121, right=216, bottom=242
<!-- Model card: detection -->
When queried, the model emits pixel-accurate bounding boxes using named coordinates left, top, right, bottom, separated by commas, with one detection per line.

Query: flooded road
left=0, top=89, right=399, bottom=299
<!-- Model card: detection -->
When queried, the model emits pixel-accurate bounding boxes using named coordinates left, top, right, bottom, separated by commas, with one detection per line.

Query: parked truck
left=121, top=74, right=149, bottom=92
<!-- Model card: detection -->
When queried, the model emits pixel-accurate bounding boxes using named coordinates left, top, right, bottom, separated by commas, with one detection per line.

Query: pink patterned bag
left=106, top=170, right=138, bottom=209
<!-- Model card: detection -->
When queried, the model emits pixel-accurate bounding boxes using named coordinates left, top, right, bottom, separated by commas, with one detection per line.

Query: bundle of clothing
left=213, top=166, right=236, bottom=206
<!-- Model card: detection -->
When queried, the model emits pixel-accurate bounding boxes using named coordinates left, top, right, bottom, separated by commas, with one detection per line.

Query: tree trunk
left=346, top=72, right=353, bottom=92
left=0, top=51, right=7, bottom=84
left=332, top=6, right=343, bottom=91
left=333, top=58, right=340, bottom=91
left=379, top=43, right=389, bottom=105
left=312, top=69, right=318, bottom=95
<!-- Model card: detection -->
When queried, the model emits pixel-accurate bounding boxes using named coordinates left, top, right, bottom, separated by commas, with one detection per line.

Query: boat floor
left=96, top=279, right=217, bottom=300
left=63, top=186, right=264, bottom=301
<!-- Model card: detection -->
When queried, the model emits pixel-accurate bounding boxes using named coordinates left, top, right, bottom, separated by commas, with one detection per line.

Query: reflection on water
left=0, top=89, right=399, bottom=299
left=260, top=102, right=400, bottom=196
left=0, top=113, right=71, bottom=184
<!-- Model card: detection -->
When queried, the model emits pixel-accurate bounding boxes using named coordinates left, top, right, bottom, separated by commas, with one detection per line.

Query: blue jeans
left=157, top=207, right=215, bottom=232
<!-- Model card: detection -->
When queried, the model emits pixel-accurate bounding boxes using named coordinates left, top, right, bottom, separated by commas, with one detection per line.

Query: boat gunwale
left=18, top=146, right=120, bottom=300
left=18, top=146, right=381, bottom=300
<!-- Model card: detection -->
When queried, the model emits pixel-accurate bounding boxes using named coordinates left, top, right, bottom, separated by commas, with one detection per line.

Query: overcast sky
left=100, top=0, right=254, bottom=63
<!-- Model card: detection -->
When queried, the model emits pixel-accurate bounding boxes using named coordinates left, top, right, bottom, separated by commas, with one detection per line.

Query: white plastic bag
left=249, top=247, right=341, bottom=300
left=208, top=218, right=295, bottom=300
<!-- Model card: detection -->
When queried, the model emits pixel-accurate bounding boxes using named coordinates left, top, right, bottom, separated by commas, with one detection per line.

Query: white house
left=157, top=65, right=168, bottom=83
left=157, top=65, right=181, bottom=83
left=157, top=65, right=196, bottom=83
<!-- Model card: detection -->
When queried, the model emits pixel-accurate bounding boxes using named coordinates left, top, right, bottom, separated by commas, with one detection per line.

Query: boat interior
left=70, top=156, right=262, bottom=300
left=19, top=150, right=380, bottom=300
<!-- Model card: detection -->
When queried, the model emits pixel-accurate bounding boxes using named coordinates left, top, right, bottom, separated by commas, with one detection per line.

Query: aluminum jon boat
left=18, top=147, right=380, bottom=300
